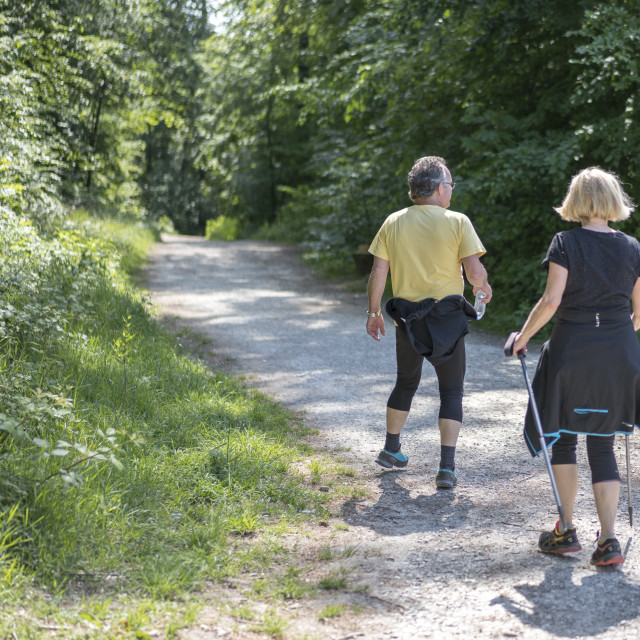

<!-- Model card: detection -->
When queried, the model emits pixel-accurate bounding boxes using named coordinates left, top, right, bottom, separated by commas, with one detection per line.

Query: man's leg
left=386, top=407, right=409, bottom=434
left=433, top=338, right=465, bottom=485
left=438, top=418, right=461, bottom=446
left=375, top=327, right=422, bottom=468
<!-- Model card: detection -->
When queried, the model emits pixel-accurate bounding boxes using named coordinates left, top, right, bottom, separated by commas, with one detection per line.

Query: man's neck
left=413, top=197, right=443, bottom=207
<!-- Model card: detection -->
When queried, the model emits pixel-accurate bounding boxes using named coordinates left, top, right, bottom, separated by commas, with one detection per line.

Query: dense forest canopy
left=2, top=0, right=639, bottom=324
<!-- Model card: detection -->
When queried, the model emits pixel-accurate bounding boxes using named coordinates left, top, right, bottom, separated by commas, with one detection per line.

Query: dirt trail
left=144, top=235, right=640, bottom=640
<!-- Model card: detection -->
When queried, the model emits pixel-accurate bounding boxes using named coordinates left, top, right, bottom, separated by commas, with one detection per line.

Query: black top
left=543, top=227, right=640, bottom=315
left=523, top=226, right=640, bottom=455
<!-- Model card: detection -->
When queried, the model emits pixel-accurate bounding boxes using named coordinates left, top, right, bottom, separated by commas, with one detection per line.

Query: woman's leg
left=587, top=435, right=620, bottom=538
left=551, top=464, right=578, bottom=527
left=593, top=481, right=620, bottom=537
left=550, top=433, right=579, bottom=528
left=539, top=434, right=581, bottom=553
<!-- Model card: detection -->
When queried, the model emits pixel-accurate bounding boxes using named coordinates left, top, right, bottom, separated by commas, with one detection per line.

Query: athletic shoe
left=375, top=448, right=408, bottom=469
left=435, top=468, right=457, bottom=489
left=590, top=536, right=624, bottom=566
left=538, top=521, right=582, bottom=554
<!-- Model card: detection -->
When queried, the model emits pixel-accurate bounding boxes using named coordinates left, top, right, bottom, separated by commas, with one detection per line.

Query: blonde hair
left=554, top=167, right=634, bottom=223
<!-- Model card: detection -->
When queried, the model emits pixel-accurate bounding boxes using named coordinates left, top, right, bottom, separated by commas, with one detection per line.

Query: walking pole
left=505, top=332, right=567, bottom=531
left=626, top=434, right=633, bottom=527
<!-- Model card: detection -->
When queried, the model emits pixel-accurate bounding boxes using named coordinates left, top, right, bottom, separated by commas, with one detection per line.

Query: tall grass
left=0, top=209, right=324, bottom=637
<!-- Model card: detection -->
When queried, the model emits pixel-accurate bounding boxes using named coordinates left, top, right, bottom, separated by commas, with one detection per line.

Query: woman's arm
left=513, top=262, right=568, bottom=356
left=631, top=277, right=640, bottom=332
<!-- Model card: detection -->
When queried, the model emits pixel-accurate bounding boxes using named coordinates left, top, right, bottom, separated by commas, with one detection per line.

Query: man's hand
left=366, top=315, right=385, bottom=342
left=472, top=282, right=493, bottom=303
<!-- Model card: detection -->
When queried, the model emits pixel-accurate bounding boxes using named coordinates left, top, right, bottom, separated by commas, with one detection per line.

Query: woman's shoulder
left=617, top=232, right=640, bottom=259
left=615, top=230, right=640, bottom=245
left=557, top=226, right=636, bottom=245
left=547, top=229, right=571, bottom=248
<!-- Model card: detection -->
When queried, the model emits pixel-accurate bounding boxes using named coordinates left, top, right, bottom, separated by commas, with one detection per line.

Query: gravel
left=144, top=235, right=640, bottom=640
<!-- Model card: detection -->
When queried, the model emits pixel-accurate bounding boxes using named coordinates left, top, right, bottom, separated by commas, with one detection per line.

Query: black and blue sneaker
left=375, top=448, right=408, bottom=469
left=435, top=468, right=457, bottom=489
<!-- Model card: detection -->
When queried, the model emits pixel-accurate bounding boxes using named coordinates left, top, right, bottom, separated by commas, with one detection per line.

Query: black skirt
left=524, top=311, right=640, bottom=456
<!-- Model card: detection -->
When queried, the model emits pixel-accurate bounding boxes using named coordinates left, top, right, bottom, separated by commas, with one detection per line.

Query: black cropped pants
left=551, top=432, right=620, bottom=484
left=387, top=325, right=465, bottom=422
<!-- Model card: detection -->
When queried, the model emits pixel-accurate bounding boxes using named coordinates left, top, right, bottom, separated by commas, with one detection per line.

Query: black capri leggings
left=551, top=432, right=620, bottom=484
left=387, top=325, right=465, bottom=422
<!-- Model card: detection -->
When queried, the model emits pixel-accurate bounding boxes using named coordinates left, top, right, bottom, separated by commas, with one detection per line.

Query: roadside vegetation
left=7, top=1, right=638, bottom=633
left=5, top=2, right=640, bottom=337
left=0, top=211, right=370, bottom=638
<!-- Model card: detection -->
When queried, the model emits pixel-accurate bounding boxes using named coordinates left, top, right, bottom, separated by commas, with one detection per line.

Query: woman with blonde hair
left=512, top=167, right=640, bottom=566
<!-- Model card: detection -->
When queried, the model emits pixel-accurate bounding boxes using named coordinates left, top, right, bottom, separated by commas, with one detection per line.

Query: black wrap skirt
left=524, top=310, right=640, bottom=456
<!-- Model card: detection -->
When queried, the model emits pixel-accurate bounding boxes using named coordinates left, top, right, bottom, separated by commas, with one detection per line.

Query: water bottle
left=474, top=290, right=487, bottom=320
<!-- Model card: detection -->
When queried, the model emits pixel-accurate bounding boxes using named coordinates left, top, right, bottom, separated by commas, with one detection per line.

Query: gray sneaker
left=435, top=468, right=457, bottom=489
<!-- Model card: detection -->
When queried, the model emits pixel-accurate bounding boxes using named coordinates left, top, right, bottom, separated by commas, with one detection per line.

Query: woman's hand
left=512, top=332, right=527, bottom=357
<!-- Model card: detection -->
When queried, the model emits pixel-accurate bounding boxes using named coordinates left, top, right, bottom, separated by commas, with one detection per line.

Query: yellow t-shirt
left=368, top=205, right=486, bottom=302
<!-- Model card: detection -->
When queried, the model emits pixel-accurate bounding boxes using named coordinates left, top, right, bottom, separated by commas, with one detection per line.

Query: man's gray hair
left=407, top=156, right=447, bottom=200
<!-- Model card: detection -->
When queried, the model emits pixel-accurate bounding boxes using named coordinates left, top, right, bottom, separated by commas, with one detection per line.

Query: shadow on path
left=491, top=558, right=640, bottom=636
left=343, top=470, right=472, bottom=535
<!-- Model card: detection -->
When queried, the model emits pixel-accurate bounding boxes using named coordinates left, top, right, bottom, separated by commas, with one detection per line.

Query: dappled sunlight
left=147, top=238, right=640, bottom=639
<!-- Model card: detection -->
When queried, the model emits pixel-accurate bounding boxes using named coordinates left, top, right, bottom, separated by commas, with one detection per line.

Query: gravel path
left=144, top=235, right=640, bottom=640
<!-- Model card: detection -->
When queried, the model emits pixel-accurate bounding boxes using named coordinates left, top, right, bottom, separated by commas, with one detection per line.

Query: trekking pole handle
left=504, top=331, right=524, bottom=358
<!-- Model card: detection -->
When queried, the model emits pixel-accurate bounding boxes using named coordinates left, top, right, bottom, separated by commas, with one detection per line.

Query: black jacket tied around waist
left=385, top=295, right=477, bottom=366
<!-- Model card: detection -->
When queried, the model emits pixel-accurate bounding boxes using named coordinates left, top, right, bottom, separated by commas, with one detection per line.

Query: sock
left=439, top=445, right=455, bottom=471
left=557, top=522, right=573, bottom=534
left=384, top=432, right=401, bottom=453
left=598, top=531, right=615, bottom=544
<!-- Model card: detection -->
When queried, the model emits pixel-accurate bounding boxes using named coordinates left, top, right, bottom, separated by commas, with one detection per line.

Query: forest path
left=144, top=235, right=640, bottom=640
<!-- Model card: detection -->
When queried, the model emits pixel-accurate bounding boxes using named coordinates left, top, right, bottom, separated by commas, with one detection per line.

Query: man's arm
left=461, top=254, right=492, bottom=303
left=366, top=256, right=389, bottom=341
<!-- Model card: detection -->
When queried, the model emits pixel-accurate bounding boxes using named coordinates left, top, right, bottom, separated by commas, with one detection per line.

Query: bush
left=205, top=215, right=243, bottom=241
left=0, top=210, right=320, bottom=600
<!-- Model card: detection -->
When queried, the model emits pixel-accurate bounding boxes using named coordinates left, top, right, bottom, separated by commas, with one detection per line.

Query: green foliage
left=205, top=0, right=640, bottom=326
left=5, top=0, right=640, bottom=328
left=70, top=209, right=160, bottom=273
left=205, top=215, right=243, bottom=241
left=0, top=0, right=216, bottom=233
left=0, top=212, right=323, bottom=623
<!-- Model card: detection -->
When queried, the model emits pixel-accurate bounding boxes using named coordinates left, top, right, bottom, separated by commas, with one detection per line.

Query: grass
left=254, top=609, right=288, bottom=638
left=317, top=570, right=348, bottom=591
left=318, top=604, right=346, bottom=620
left=318, top=545, right=359, bottom=562
left=0, top=211, right=348, bottom=637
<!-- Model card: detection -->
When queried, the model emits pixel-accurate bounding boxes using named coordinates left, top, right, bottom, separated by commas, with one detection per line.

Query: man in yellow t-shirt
left=366, top=156, right=492, bottom=489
